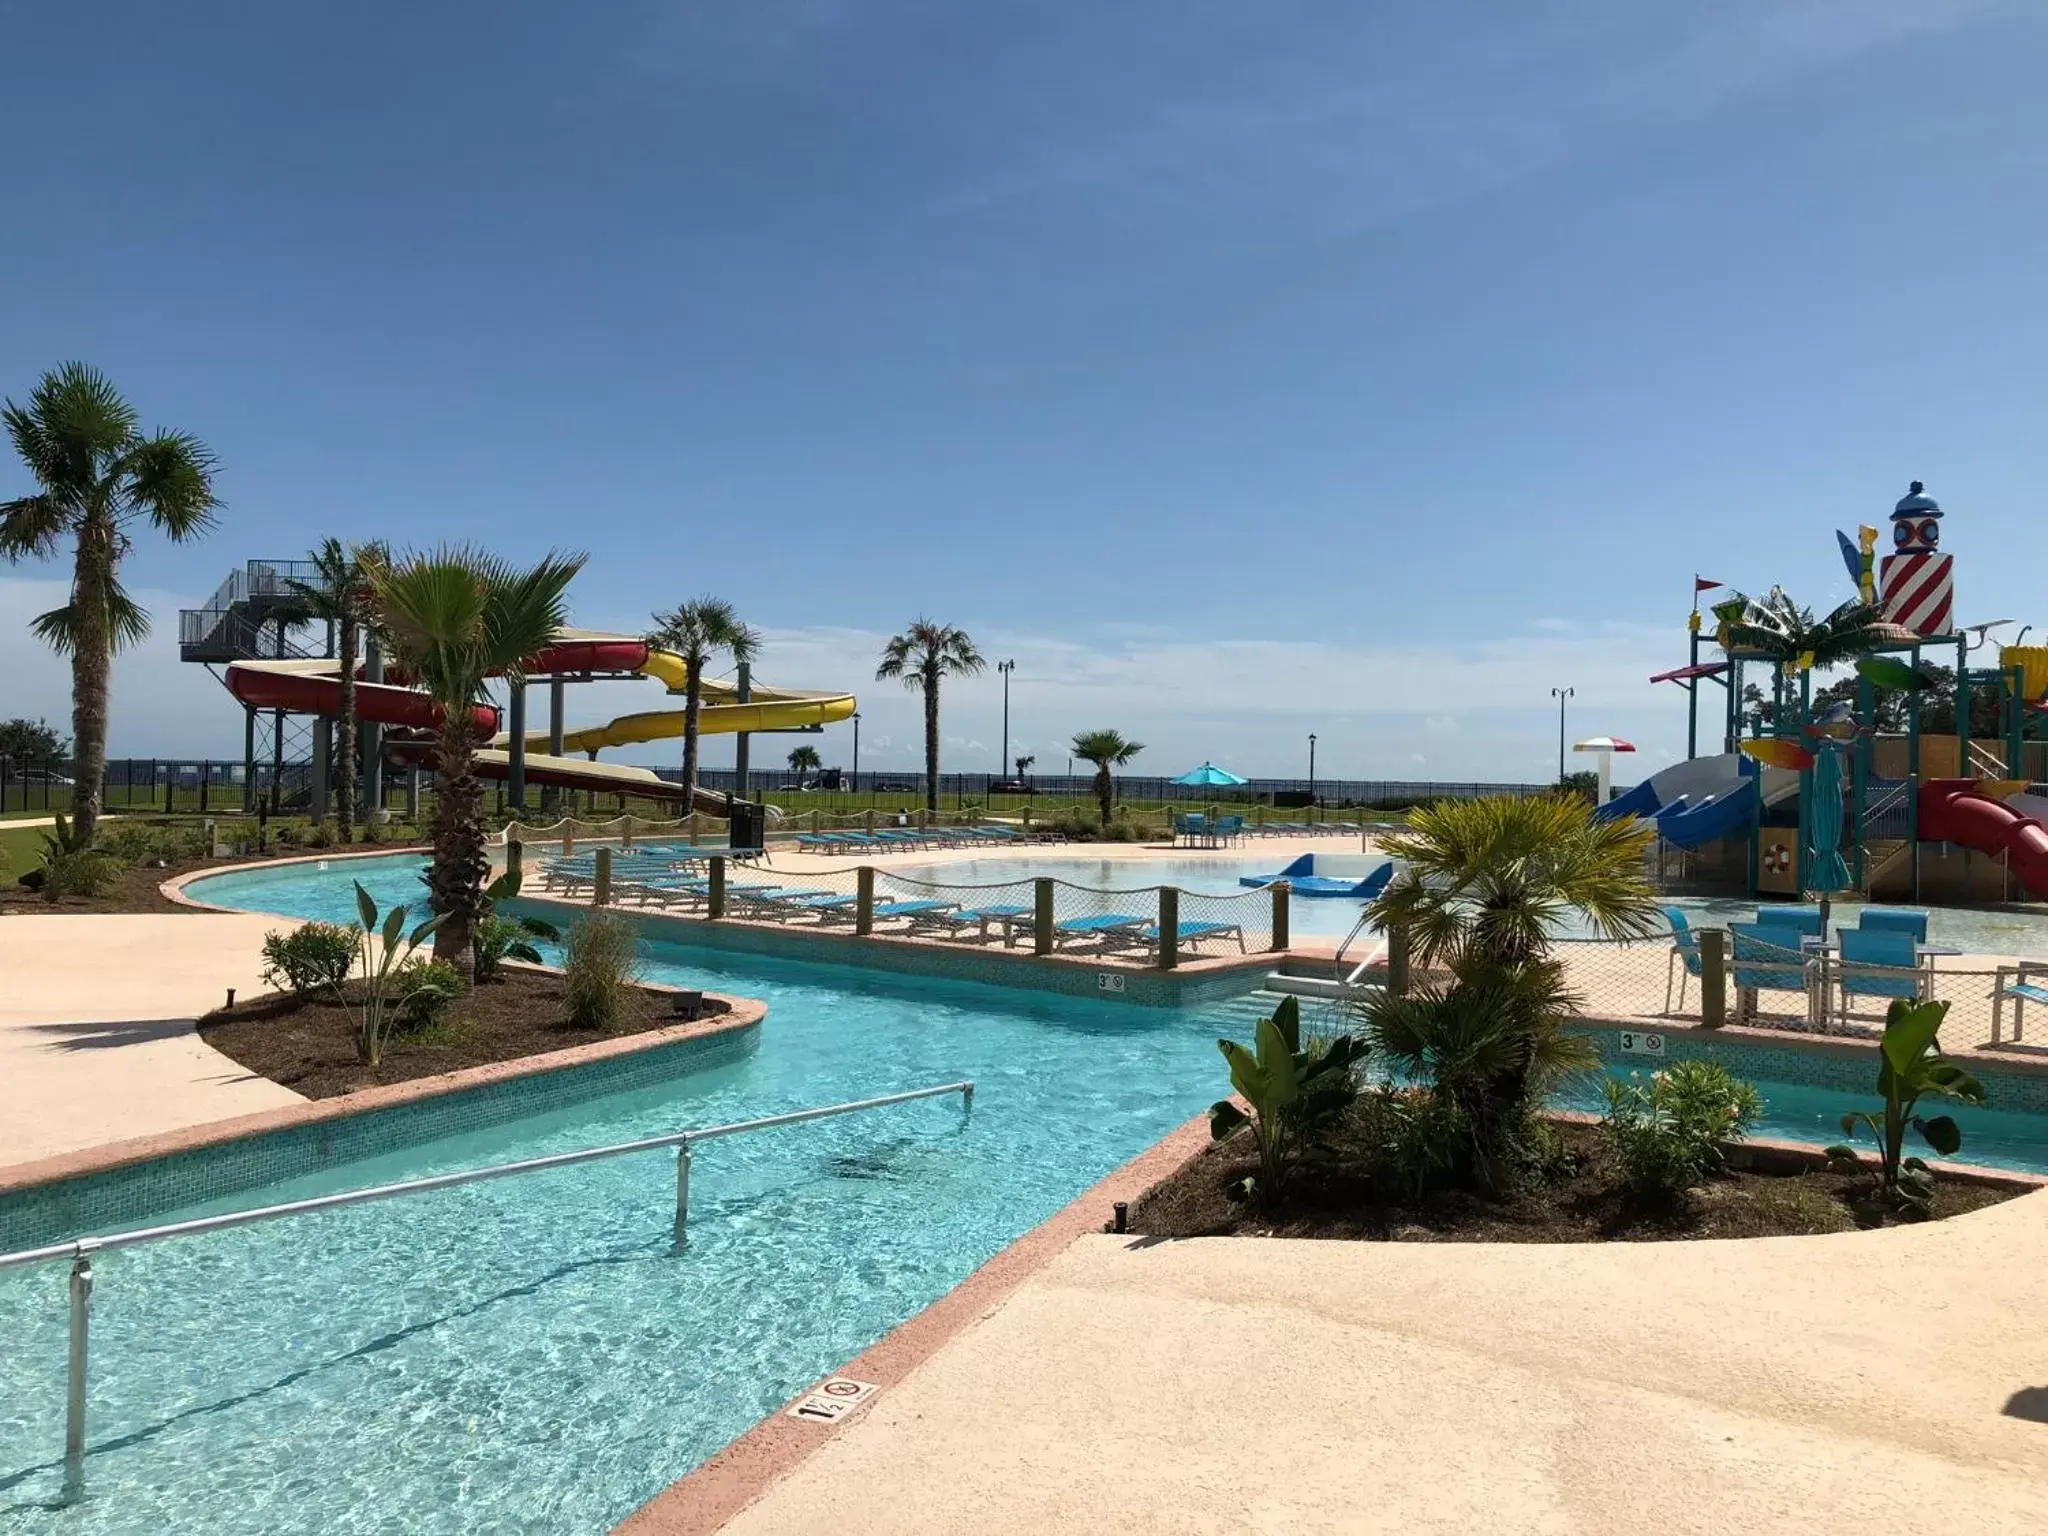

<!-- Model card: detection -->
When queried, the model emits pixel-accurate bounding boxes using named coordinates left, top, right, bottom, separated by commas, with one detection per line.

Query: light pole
left=997, top=659, right=1016, bottom=777
left=1551, top=687, right=1574, bottom=783
left=1307, top=733, right=1317, bottom=812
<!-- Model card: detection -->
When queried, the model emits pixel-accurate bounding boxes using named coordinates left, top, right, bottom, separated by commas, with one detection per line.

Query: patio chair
left=1753, top=905, right=1824, bottom=942
left=1661, top=905, right=1704, bottom=1014
left=1833, top=926, right=1930, bottom=1021
left=1214, top=815, right=1246, bottom=845
left=1992, top=961, right=2048, bottom=1046
left=1856, top=907, right=1930, bottom=944
left=1729, top=922, right=1820, bottom=1024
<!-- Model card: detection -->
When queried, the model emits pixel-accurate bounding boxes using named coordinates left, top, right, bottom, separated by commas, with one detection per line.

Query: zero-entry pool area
left=895, top=853, right=2048, bottom=955
left=3, top=850, right=2047, bottom=1533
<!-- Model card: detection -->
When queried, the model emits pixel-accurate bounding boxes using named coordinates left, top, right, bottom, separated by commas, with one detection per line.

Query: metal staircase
left=180, top=560, right=329, bottom=812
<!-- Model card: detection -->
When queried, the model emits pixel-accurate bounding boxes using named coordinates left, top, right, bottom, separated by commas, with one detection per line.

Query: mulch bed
left=1127, top=1119, right=2019, bottom=1243
left=198, top=967, right=727, bottom=1099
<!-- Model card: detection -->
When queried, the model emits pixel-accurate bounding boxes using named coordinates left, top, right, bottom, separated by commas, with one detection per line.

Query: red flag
left=1694, top=576, right=1722, bottom=593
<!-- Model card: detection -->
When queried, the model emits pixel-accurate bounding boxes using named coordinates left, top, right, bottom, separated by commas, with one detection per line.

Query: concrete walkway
left=0, top=914, right=304, bottom=1167
left=719, top=1197, right=2048, bottom=1534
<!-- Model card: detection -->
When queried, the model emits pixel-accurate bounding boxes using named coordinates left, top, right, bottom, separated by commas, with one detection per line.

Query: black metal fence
left=0, top=756, right=1561, bottom=819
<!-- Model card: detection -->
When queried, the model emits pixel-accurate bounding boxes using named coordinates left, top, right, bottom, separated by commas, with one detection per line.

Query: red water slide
left=223, top=635, right=651, bottom=736
left=1919, top=779, right=2048, bottom=898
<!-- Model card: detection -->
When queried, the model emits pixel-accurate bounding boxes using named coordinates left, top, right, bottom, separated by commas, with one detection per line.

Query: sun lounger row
left=789, top=825, right=1047, bottom=856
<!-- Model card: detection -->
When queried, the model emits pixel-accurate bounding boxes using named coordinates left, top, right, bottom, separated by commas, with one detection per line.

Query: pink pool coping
left=0, top=995, right=765, bottom=1198
left=613, top=1112, right=1217, bottom=1536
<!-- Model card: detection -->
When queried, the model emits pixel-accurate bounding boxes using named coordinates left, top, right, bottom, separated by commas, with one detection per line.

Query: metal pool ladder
left=0, top=1079, right=974, bottom=1503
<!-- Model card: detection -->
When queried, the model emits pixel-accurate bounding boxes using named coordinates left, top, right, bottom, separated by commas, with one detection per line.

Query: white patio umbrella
left=1572, top=735, right=1637, bottom=807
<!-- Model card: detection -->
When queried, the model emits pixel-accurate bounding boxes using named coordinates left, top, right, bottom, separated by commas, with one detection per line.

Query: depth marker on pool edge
left=788, top=1378, right=879, bottom=1423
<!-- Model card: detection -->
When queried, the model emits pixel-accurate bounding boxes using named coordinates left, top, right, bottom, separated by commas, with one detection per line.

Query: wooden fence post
left=1269, top=880, right=1290, bottom=952
left=1387, top=923, right=1410, bottom=998
left=1157, top=887, right=1180, bottom=970
left=1700, top=928, right=1727, bottom=1027
left=594, top=846, right=612, bottom=907
left=1034, top=877, right=1055, bottom=956
left=709, top=856, right=726, bottom=919
left=856, top=866, right=875, bottom=936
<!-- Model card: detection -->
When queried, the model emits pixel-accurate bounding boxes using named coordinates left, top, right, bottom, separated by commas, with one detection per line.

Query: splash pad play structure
left=1605, top=483, right=2048, bottom=904
left=180, top=564, right=855, bottom=818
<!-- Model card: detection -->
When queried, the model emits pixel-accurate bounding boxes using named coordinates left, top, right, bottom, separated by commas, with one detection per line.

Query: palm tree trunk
left=68, top=520, right=114, bottom=843
left=924, top=676, right=940, bottom=813
left=335, top=612, right=357, bottom=841
left=428, top=708, right=486, bottom=974
left=1096, top=765, right=1112, bottom=828
left=682, top=659, right=702, bottom=803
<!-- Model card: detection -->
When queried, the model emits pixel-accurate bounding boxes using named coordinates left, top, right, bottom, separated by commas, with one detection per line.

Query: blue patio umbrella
left=1807, top=744, right=1851, bottom=895
left=1172, top=762, right=1249, bottom=787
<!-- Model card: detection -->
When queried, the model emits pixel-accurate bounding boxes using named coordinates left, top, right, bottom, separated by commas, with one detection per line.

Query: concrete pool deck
left=697, top=1175, right=2048, bottom=1535
left=0, top=913, right=305, bottom=1166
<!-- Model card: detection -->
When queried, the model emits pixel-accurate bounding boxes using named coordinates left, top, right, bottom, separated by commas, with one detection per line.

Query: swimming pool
left=3, top=850, right=2044, bottom=1532
left=895, top=853, right=2048, bottom=953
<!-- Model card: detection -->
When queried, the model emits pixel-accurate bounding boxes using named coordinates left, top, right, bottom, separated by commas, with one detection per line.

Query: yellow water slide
left=513, top=649, right=857, bottom=757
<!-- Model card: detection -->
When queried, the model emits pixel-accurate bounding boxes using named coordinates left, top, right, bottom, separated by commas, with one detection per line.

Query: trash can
left=728, top=800, right=766, bottom=854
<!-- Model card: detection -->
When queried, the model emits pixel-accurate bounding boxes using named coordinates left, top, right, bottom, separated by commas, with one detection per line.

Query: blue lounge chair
left=1857, top=907, right=1929, bottom=944
left=1141, top=919, right=1245, bottom=953
left=1053, top=912, right=1151, bottom=949
left=1662, top=906, right=1704, bottom=1014
left=1993, top=963, right=2048, bottom=1045
left=871, top=899, right=956, bottom=923
left=1730, top=922, right=1817, bottom=1023
left=1833, top=926, right=1928, bottom=1019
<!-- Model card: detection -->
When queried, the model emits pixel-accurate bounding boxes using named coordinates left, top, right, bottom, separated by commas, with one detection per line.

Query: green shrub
left=562, top=911, right=641, bottom=1032
left=1601, top=1061, right=1763, bottom=1202
left=392, top=957, right=466, bottom=1033
left=1208, top=995, right=1366, bottom=1205
left=37, top=815, right=121, bottom=902
left=303, top=821, right=336, bottom=850
left=102, top=822, right=208, bottom=866
left=1352, top=1085, right=1470, bottom=1203
left=1826, top=998, right=1987, bottom=1211
left=260, top=922, right=360, bottom=997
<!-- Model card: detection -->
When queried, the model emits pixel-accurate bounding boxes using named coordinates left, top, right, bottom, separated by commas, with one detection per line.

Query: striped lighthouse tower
left=1879, top=481, right=1953, bottom=636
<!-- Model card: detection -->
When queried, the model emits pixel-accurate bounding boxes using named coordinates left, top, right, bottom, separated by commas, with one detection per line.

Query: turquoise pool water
left=1, top=850, right=2043, bottom=1532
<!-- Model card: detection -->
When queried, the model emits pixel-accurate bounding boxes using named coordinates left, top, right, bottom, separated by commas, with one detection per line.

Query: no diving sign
left=788, top=1378, right=878, bottom=1424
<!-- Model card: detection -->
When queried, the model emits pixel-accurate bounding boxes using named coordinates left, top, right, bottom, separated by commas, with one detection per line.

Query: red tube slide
left=226, top=662, right=499, bottom=736
left=1919, top=779, right=2048, bottom=899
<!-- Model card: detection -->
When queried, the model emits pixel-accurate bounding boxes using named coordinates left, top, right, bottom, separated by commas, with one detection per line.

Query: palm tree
left=648, top=597, right=758, bottom=808
left=1069, top=729, right=1145, bottom=828
left=282, top=538, right=379, bottom=841
left=1714, top=587, right=1892, bottom=672
left=365, top=545, right=584, bottom=972
left=787, top=744, right=821, bottom=787
left=1367, top=794, right=1659, bottom=972
left=876, top=619, right=986, bottom=812
left=1, top=363, right=219, bottom=842
left=1015, top=753, right=1036, bottom=779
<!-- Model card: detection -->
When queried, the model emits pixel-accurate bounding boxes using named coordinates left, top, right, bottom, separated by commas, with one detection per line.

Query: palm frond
left=1069, top=728, right=1145, bottom=767
left=119, top=429, right=220, bottom=538
left=4, top=363, right=138, bottom=502
left=29, top=581, right=152, bottom=656
left=0, top=493, right=70, bottom=560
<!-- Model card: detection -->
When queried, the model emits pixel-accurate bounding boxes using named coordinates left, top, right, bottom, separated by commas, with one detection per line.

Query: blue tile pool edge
left=0, top=1004, right=764, bottom=1254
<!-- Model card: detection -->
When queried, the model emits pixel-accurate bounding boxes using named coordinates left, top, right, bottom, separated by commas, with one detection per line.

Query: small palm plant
left=1069, top=729, right=1144, bottom=829
left=1, top=363, right=220, bottom=842
left=648, top=597, right=759, bottom=810
left=349, top=881, right=447, bottom=1066
left=1826, top=998, right=1987, bottom=1211
left=282, top=538, right=382, bottom=841
left=364, top=545, right=584, bottom=973
left=1368, top=794, right=1659, bottom=972
left=876, top=619, right=986, bottom=812
left=786, top=744, right=821, bottom=787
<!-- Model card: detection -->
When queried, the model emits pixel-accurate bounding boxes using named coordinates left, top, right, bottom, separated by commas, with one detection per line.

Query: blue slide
left=1593, top=751, right=1761, bottom=850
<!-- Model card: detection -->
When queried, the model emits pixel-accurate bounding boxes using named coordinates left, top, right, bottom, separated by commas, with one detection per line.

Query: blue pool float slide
left=1240, top=855, right=1396, bottom=898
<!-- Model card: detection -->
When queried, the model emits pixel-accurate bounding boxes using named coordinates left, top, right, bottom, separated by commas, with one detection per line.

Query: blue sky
left=3, top=1, right=2045, bottom=781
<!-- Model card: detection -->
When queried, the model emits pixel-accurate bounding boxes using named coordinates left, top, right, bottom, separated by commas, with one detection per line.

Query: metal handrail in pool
left=0, top=1079, right=975, bottom=1502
